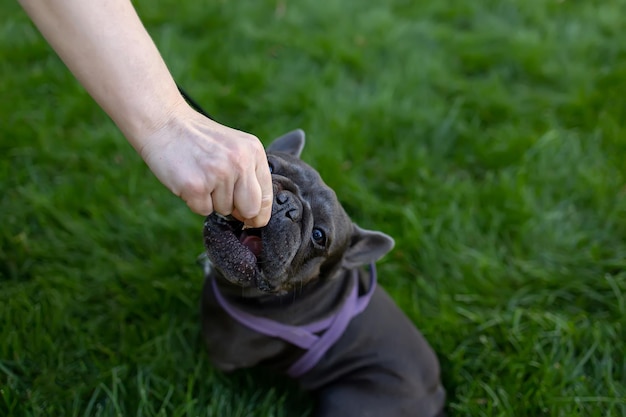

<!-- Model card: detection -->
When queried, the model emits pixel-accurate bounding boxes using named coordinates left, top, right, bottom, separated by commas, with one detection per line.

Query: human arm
left=18, top=0, right=272, bottom=226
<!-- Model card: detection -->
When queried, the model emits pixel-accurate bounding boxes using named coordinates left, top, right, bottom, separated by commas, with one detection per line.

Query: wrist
left=121, top=91, right=190, bottom=154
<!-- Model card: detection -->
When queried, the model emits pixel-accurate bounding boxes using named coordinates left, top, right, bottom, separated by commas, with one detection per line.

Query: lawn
left=1, top=0, right=625, bottom=416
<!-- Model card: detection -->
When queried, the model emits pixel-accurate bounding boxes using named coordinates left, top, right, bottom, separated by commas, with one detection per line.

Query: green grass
left=2, top=0, right=626, bottom=415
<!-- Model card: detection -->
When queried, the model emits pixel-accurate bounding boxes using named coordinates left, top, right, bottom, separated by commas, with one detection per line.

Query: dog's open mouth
left=203, top=213, right=264, bottom=287
left=239, top=228, right=263, bottom=258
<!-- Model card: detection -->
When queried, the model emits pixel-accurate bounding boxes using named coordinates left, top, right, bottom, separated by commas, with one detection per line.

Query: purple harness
left=210, top=264, right=377, bottom=378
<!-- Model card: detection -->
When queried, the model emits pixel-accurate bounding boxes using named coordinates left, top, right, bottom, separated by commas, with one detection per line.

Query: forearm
left=18, top=0, right=185, bottom=150
left=19, top=0, right=273, bottom=224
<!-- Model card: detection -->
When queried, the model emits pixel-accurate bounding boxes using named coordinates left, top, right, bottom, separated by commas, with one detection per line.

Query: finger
left=246, top=193, right=272, bottom=228
left=242, top=160, right=273, bottom=228
left=233, top=170, right=262, bottom=221
left=185, top=195, right=214, bottom=216
left=231, top=207, right=244, bottom=222
left=211, top=179, right=235, bottom=216
left=177, top=176, right=215, bottom=216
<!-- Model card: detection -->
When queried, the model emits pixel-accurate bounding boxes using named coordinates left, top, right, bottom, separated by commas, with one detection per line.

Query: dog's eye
left=268, top=160, right=274, bottom=174
left=312, top=228, right=326, bottom=245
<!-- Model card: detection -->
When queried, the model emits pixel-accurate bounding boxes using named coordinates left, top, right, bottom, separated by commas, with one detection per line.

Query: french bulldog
left=200, top=129, right=445, bottom=417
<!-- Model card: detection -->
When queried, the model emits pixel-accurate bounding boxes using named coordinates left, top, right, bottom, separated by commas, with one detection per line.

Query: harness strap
left=210, top=264, right=377, bottom=378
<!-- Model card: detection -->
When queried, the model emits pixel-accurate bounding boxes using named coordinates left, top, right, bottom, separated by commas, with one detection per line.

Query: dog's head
left=203, top=130, right=394, bottom=296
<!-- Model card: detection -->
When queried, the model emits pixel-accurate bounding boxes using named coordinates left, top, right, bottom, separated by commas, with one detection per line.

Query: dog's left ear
left=342, top=225, right=395, bottom=269
left=267, top=129, right=305, bottom=158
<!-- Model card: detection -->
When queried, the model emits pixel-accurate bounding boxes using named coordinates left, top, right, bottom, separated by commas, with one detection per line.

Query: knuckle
left=246, top=212, right=271, bottom=228
left=238, top=208, right=258, bottom=220
left=187, top=198, right=213, bottom=216
left=212, top=194, right=234, bottom=216
left=218, top=202, right=234, bottom=215
left=214, top=158, right=232, bottom=176
left=180, top=176, right=206, bottom=196
left=234, top=197, right=258, bottom=219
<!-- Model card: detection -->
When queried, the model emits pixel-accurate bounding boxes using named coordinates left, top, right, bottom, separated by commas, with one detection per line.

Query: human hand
left=138, top=103, right=273, bottom=228
left=18, top=0, right=273, bottom=225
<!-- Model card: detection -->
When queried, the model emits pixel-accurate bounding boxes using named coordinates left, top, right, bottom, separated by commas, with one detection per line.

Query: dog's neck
left=209, top=264, right=377, bottom=377
left=209, top=269, right=359, bottom=324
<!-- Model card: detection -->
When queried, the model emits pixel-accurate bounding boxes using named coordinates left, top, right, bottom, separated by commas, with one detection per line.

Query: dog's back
left=302, top=279, right=445, bottom=417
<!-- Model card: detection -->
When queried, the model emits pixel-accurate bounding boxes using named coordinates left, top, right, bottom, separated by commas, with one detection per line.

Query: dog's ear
left=342, top=225, right=395, bottom=269
left=267, top=129, right=306, bottom=158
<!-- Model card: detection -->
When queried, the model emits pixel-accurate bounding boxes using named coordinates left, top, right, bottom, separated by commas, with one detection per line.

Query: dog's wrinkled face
left=203, top=130, right=394, bottom=296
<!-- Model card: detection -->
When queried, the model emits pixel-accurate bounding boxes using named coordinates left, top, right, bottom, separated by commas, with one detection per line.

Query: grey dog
left=200, top=130, right=445, bottom=417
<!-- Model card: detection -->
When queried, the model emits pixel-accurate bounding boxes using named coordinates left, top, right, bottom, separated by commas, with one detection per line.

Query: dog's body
left=201, top=130, right=445, bottom=417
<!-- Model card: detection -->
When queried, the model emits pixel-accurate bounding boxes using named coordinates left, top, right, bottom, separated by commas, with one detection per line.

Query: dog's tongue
left=240, top=234, right=262, bottom=257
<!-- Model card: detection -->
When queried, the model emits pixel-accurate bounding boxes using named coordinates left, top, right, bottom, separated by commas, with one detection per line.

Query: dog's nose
left=276, top=192, right=289, bottom=204
left=286, top=208, right=299, bottom=221
left=274, top=190, right=302, bottom=222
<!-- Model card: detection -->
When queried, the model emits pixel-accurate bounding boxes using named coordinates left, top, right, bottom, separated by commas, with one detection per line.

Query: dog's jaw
left=203, top=209, right=306, bottom=294
left=202, top=214, right=263, bottom=287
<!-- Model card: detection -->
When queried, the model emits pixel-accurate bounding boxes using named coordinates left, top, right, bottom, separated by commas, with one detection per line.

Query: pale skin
left=18, top=0, right=273, bottom=228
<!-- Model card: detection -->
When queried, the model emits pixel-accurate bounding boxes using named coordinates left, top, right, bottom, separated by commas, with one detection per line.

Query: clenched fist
left=140, top=104, right=273, bottom=227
